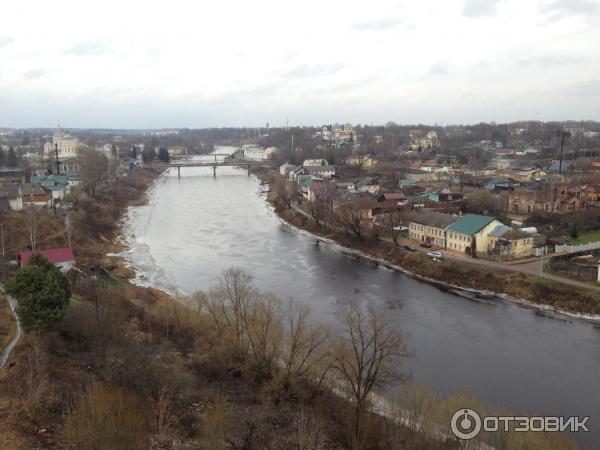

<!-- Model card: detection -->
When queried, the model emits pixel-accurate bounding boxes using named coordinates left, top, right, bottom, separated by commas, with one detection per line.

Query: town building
left=496, top=167, right=546, bottom=183
left=303, top=159, right=329, bottom=167
left=408, top=211, right=456, bottom=247
left=505, top=184, right=585, bottom=215
left=346, top=155, right=377, bottom=169
left=486, top=224, right=535, bottom=259
left=446, top=214, right=503, bottom=255
left=404, top=168, right=438, bottom=183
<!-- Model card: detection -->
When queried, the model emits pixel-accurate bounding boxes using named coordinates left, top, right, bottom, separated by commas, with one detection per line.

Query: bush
left=63, top=383, right=148, bottom=450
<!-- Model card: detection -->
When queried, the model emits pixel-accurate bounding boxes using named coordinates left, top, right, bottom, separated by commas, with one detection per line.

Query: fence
left=554, top=241, right=600, bottom=254
left=548, top=259, right=598, bottom=281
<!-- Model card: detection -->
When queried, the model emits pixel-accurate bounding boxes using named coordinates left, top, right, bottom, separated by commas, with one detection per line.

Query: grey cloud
left=0, top=36, right=14, bottom=48
left=352, top=18, right=400, bottom=31
left=540, top=0, right=600, bottom=21
left=429, top=62, right=449, bottom=76
left=63, top=41, right=111, bottom=56
left=281, top=64, right=345, bottom=79
left=462, top=0, right=501, bottom=17
left=24, top=68, right=46, bottom=79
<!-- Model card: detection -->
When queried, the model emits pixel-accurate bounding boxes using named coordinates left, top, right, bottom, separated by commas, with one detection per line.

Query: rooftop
left=446, top=214, right=496, bottom=235
left=408, top=211, right=457, bottom=228
left=20, top=248, right=75, bottom=266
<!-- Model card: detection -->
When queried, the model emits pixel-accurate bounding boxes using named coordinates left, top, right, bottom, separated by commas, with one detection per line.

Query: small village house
left=0, top=185, right=23, bottom=211
left=427, top=187, right=463, bottom=203
left=20, top=247, right=75, bottom=271
left=404, top=168, right=438, bottom=183
left=302, top=159, right=329, bottom=167
left=305, top=165, right=336, bottom=179
left=486, top=225, right=535, bottom=259
left=279, top=163, right=297, bottom=176
left=22, top=183, right=51, bottom=207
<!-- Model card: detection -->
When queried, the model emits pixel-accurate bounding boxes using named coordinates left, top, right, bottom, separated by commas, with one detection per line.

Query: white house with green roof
left=446, top=214, right=503, bottom=255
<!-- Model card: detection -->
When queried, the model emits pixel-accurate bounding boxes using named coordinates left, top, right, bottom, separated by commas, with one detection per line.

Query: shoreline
left=113, top=165, right=600, bottom=324
left=266, top=198, right=600, bottom=324
left=255, top=170, right=600, bottom=324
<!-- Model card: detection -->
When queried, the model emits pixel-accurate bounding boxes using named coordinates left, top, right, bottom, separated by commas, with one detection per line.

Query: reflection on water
left=121, top=148, right=600, bottom=448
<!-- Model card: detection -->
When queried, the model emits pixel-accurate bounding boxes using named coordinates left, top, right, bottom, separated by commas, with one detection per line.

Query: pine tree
left=6, top=253, right=71, bottom=333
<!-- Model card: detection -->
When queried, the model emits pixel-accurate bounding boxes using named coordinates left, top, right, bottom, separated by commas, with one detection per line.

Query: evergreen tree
left=570, top=222, right=578, bottom=239
left=158, top=147, right=170, bottom=163
left=7, top=146, right=17, bottom=167
left=6, top=253, right=71, bottom=333
left=141, top=147, right=156, bottom=163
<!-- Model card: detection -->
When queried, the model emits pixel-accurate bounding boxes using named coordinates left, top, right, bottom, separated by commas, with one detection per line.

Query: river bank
left=257, top=168, right=600, bottom=320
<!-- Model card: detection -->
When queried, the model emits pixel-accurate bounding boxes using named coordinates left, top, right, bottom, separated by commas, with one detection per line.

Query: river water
left=121, top=148, right=600, bottom=448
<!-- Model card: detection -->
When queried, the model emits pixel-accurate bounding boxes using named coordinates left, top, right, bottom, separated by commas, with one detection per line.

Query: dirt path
left=0, top=288, right=21, bottom=370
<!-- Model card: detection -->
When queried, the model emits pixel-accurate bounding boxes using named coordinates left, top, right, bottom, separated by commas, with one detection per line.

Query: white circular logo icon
left=451, top=408, right=482, bottom=440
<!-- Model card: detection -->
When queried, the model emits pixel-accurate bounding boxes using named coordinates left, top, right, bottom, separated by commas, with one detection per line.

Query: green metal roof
left=446, top=214, right=495, bottom=235
left=50, top=175, right=68, bottom=183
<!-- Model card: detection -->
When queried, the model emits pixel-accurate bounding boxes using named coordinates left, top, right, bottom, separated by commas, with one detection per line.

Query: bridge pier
left=247, top=165, right=251, bottom=176
left=177, top=166, right=181, bottom=179
left=213, top=165, right=216, bottom=177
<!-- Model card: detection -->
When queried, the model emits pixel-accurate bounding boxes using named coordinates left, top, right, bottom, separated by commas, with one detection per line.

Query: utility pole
left=557, top=129, right=571, bottom=174
left=54, top=143, right=61, bottom=174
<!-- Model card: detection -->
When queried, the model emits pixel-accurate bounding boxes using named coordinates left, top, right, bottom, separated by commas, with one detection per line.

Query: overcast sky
left=0, top=0, right=599, bottom=128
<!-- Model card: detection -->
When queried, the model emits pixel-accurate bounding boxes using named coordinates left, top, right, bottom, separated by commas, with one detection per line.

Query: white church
left=43, top=126, right=80, bottom=172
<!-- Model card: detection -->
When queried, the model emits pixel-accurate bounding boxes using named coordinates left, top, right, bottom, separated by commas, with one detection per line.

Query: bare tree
left=274, top=177, right=298, bottom=209
left=330, top=302, right=409, bottom=450
left=23, top=206, right=38, bottom=251
left=281, top=299, right=331, bottom=390
left=78, top=147, right=109, bottom=196
left=309, top=182, right=336, bottom=228
left=64, top=211, right=74, bottom=248
left=387, top=210, right=411, bottom=247
left=243, top=292, right=284, bottom=379
left=334, top=197, right=374, bottom=240
left=204, top=268, right=258, bottom=354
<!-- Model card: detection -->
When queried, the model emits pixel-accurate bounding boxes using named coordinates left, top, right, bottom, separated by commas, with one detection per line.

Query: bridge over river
left=152, top=155, right=276, bottom=178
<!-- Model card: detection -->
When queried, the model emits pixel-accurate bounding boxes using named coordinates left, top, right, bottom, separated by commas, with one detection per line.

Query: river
left=121, top=148, right=600, bottom=448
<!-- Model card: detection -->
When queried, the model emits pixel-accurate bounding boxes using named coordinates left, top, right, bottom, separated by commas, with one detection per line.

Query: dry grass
left=0, top=294, right=16, bottom=351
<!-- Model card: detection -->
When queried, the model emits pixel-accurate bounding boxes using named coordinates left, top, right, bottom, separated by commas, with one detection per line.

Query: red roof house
left=20, top=248, right=75, bottom=269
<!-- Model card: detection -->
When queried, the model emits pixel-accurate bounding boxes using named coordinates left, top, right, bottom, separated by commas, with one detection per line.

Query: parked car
left=404, top=245, right=416, bottom=252
left=419, top=242, right=432, bottom=248
left=427, top=251, right=443, bottom=259
left=393, top=226, right=409, bottom=232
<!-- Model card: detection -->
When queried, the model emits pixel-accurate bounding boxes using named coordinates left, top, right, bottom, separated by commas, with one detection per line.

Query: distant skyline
left=0, top=0, right=599, bottom=128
